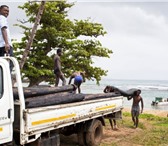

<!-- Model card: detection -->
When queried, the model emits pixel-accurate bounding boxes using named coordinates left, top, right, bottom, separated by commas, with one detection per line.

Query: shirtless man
left=127, top=89, right=144, bottom=128
left=54, top=48, right=66, bottom=87
left=68, top=71, right=85, bottom=93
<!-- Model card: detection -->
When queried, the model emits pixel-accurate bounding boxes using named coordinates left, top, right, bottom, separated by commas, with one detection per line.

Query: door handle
left=8, top=109, right=12, bottom=119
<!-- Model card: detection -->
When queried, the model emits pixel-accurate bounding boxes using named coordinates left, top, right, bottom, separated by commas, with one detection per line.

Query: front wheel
left=85, top=119, right=103, bottom=146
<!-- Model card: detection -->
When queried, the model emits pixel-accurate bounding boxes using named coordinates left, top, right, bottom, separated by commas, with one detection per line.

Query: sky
left=1, top=0, right=168, bottom=80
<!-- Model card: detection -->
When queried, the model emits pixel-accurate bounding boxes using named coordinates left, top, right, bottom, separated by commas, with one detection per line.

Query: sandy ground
left=60, top=108, right=168, bottom=146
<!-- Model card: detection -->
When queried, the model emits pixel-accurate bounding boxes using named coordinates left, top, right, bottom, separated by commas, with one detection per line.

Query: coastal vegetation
left=13, top=1, right=112, bottom=86
left=100, top=112, right=168, bottom=146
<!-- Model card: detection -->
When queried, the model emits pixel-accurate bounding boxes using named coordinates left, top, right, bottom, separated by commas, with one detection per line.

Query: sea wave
left=123, top=85, right=168, bottom=91
left=82, top=83, right=168, bottom=92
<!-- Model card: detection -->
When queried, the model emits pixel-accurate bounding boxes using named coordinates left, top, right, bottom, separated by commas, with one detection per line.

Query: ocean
left=81, top=79, right=168, bottom=111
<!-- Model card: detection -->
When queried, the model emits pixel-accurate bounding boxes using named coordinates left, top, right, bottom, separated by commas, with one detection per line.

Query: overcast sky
left=1, top=0, right=168, bottom=80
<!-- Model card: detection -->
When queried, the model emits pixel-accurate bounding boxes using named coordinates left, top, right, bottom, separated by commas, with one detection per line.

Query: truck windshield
left=0, top=66, right=3, bottom=99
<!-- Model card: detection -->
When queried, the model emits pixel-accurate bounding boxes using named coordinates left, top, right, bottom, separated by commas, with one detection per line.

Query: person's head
left=134, top=89, right=141, bottom=96
left=0, top=5, right=9, bottom=17
left=80, top=71, right=85, bottom=76
left=57, top=48, right=62, bottom=56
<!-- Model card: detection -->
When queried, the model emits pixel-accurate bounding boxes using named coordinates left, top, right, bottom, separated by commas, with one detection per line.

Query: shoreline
left=123, top=107, right=168, bottom=117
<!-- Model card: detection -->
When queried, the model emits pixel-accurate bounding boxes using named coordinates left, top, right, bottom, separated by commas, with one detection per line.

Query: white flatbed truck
left=0, top=57, right=123, bottom=146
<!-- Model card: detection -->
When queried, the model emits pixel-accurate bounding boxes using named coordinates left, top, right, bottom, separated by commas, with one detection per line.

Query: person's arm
left=127, top=96, right=133, bottom=100
left=82, top=75, right=86, bottom=82
left=54, top=56, right=61, bottom=73
left=140, top=97, right=144, bottom=113
left=56, top=59, right=61, bottom=73
left=80, top=72, right=85, bottom=83
left=104, top=88, right=107, bottom=93
left=68, top=75, right=74, bottom=84
left=103, top=86, right=109, bottom=93
left=1, top=27, right=10, bottom=53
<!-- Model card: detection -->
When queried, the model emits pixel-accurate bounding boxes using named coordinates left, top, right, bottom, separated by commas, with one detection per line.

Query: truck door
left=0, top=59, right=14, bottom=144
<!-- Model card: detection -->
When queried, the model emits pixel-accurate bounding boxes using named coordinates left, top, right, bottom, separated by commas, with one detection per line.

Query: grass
left=101, top=112, right=168, bottom=146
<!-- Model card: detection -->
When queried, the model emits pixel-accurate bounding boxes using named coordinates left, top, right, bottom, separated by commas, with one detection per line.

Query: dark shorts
left=0, top=46, right=14, bottom=72
left=0, top=46, right=13, bottom=56
left=54, top=69, right=60, bottom=75
left=131, top=105, right=140, bottom=117
left=74, top=76, right=82, bottom=86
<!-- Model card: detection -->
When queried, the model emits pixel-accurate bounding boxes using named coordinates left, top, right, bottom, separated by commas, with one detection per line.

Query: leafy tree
left=13, top=1, right=112, bottom=87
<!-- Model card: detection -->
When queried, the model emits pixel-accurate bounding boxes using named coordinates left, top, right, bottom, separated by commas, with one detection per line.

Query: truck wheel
left=85, top=120, right=103, bottom=146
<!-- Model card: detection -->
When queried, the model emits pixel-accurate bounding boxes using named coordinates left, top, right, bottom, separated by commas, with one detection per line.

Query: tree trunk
left=19, top=1, right=46, bottom=69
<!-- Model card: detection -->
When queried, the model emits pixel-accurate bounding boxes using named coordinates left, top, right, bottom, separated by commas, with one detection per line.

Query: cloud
left=68, top=2, right=168, bottom=80
left=3, top=1, right=168, bottom=80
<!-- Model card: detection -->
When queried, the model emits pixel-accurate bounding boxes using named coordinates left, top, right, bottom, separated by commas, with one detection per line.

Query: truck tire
left=85, top=119, right=103, bottom=146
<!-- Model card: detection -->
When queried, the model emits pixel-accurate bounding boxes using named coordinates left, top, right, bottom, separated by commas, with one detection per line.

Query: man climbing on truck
left=68, top=71, right=85, bottom=93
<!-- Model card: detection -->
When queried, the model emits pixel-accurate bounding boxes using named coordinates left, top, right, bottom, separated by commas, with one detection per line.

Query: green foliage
left=14, top=1, right=112, bottom=86
left=122, top=112, right=131, bottom=117
left=140, top=113, right=168, bottom=123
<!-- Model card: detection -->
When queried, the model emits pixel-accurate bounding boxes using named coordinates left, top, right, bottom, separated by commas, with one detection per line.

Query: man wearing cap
left=54, top=48, right=66, bottom=87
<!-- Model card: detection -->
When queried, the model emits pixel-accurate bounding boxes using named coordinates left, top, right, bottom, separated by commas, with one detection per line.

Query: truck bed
left=27, top=96, right=122, bottom=131
left=14, top=95, right=123, bottom=144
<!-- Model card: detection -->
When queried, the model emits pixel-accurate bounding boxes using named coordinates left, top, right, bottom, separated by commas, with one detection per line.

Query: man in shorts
left=68, top=71, right=85, bottom=93
left=54, top=48, right=66, bottom=87
left=127, top=89, right=144, bottom=128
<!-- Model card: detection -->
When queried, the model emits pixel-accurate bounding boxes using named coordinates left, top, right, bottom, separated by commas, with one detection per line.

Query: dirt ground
left=60, top=108, right=168, bottom=146
left=60, top=123, right=144, bottom=146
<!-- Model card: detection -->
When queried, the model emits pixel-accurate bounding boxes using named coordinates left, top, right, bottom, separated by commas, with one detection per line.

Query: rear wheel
left=85, top=120, right=103, bottom=146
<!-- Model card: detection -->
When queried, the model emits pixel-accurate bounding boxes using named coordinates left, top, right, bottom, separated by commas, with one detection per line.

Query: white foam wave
left=123, top=85, right=168, bottom=91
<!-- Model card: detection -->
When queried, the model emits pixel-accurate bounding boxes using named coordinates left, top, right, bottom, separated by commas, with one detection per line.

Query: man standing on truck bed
left=0, top=5, right=13, bottom=71
left=54, top=48, right=66, bottom=87
left=127, top=89, right=144, bottom=128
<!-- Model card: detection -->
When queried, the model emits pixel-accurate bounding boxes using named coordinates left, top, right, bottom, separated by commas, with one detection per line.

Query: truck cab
left=0, top=58, right=14, bottom=144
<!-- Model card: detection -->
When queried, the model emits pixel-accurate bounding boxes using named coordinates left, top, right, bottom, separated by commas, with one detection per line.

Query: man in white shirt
left=0, top=5, right=13, bottom=71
